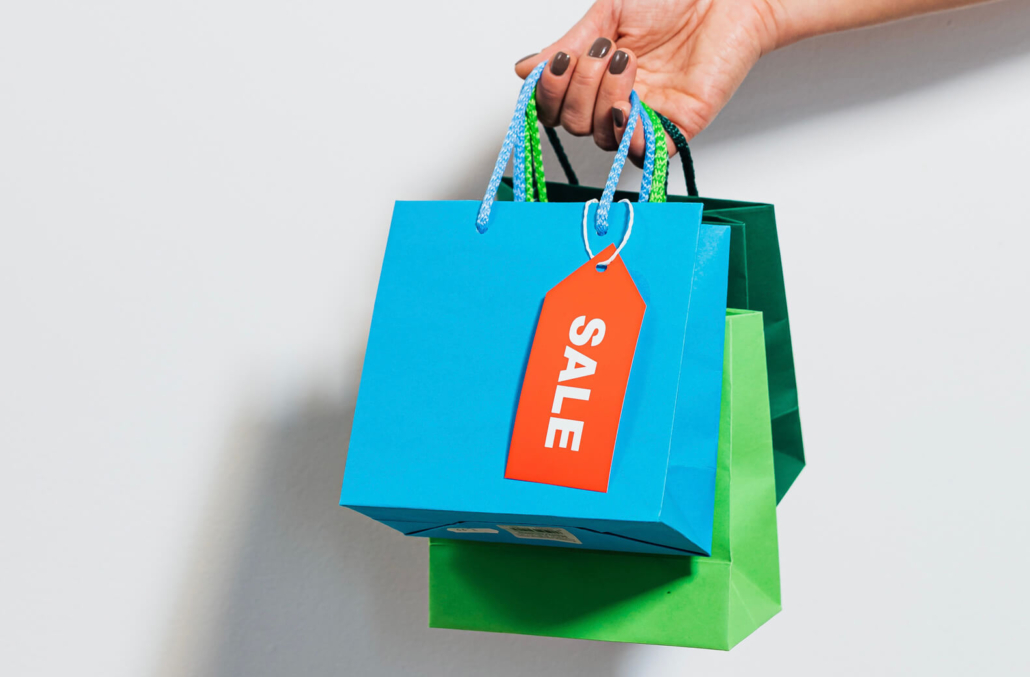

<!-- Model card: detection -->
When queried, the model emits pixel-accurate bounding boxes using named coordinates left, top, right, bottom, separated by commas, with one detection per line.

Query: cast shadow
left=155, top=347, right=626, bottom=677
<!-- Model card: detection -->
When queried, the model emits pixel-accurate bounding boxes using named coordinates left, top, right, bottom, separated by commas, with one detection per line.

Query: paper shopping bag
left=340, top=72, right=731, bottom=557
left=499, top=122, right=804, bottom=502
left=428, top=309, right=780, bottom=649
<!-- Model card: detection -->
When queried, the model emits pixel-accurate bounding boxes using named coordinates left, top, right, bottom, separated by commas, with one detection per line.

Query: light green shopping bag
left=428, top=310, right=780, bottom=649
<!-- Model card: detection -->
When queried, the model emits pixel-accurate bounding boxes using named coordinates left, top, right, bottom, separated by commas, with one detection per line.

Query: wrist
left=765, top=0, right=884, bottom=48
left=763, top=0, right=815, bottom=50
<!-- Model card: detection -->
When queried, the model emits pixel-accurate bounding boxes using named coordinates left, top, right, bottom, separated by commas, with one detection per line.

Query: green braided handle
left=641, top=102, right=667, bottom=203
left=525, top=96, right=695, bottom=201
left=525, top=96, right=547, bottom=202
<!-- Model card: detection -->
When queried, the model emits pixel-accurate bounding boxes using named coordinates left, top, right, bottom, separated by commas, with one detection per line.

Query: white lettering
left=558, top=346, right=597, bottom=382
left=551, top=384, right=590, bottom=414
left=545, top=417, right=585, bottom=451
left=569, top=316, right=606, bottom=347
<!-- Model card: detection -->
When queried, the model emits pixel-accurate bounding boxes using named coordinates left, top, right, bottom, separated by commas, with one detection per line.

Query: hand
left=515, top=0, right=988, bottom=162
left=515, top=0, right=784, bottom=161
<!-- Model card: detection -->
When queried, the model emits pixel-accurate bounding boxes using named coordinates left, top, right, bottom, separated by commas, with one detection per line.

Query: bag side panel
left=658, top=224, right=731, bottom=554
left=714, top=205, right=804, bottom=502
left=725, top=311, right=782, bottom=648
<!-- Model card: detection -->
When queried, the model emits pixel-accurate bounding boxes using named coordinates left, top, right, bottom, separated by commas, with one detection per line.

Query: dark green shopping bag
left=428, top=310, right=780, bottom=649
left=497, top=130, right=804, bottom=502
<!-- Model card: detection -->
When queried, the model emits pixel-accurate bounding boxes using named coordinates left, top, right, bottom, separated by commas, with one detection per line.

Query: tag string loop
left=582, top=199, right=634, bottom=267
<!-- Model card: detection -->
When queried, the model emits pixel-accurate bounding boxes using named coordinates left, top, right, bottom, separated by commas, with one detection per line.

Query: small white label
left=497, top=525, right=582, bottom=544
left=447, top=527, right=499, bottom=534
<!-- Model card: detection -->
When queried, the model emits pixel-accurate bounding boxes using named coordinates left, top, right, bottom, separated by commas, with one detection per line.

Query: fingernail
left=609, top=50, right=629, bottom=75
left=515, top=52, right=538, bottom=65
left=612, top=107, right=625, bottom=128
left=550, top=51, right=570, bottom=76
left=587, top=37, right=612, bottom=59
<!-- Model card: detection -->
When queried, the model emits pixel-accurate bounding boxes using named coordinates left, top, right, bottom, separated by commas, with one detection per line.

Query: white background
left=3, top=1, right=1029, bottom=675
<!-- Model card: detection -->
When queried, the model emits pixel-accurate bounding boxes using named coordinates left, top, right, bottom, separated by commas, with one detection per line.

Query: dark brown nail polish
left=515, top=52, right=538, bottom=65
left=612, top=107, right=625, bottom=128
left=609, top=50, right=629, bottom=75
left=550, top=51, right=570, bottom=76
left=587, top=37, right=612, bottom=59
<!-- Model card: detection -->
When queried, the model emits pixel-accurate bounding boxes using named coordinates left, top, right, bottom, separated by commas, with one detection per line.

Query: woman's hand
left=515, top=0, right=784, bottom=160
left=516, top=0, right=988, bottom=161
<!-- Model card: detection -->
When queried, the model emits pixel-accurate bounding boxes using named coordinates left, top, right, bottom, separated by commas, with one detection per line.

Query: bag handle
left=542, top=109, right=699, bottom=198
left=593, top=90, right=653, bottom=234
left=642, top=102, right=668, bottom=202
left=476, top=61, right=659, bottom=235
left=475, top=62, right=545, bottom=233
left=526, top=98, right=670, bottom=206
left=656, top=113, right=699, bottom=198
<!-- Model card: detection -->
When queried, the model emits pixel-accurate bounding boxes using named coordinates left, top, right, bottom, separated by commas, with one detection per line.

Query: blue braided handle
left=595, top=91, right=656, bottom=235
left=476, top=62, right=547, bottom=233
left=476, top=65, right=657, bottom=235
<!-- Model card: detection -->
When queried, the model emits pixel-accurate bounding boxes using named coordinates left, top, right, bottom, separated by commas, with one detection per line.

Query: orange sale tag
left=505, top=245, right=646, bottom=492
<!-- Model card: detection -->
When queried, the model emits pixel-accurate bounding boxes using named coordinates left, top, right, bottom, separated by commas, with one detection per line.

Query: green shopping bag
left=497, top=124, right=804, bottom=502
left=428, top=310, right=780, bottom=650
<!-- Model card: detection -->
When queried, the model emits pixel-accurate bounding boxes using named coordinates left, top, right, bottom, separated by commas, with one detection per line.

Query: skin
left=516, top=0, right=993, bottom=162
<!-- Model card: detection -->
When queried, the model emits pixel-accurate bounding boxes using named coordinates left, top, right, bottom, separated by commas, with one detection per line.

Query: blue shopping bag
left=340, top=65, right=731, bottom=556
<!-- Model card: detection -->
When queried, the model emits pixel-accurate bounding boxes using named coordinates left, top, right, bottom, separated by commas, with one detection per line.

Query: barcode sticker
left=497, top=525, right=581, bottom=544
left=446, top=527, right=499, bottom=534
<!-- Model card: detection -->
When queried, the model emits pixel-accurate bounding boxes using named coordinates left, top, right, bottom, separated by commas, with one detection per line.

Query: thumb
left=514, top=1, right=616, bottom=78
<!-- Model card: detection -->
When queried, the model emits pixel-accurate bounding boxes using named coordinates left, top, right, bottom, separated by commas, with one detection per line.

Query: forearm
left=773, top=0, right=996, bottom=47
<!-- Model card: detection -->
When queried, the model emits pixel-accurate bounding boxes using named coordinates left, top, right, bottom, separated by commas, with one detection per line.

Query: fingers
left=534, top=51, right=576, bottom=127
left=511, top=6, right=683, bottom=168
left=560, top=37, right=615, bottom=136
left=521, top=38, right=630, bottom=138
left=593, top=49, right=636, bottom=151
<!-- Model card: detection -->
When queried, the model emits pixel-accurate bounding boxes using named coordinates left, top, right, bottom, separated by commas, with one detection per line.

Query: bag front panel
left=342, top=200, right=727, bottom=550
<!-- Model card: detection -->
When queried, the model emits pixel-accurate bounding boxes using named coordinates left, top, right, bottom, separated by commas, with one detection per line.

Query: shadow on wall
left=156, top=349, right=626, bottom=677
left=155, top=5, right=1030, bottom=676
